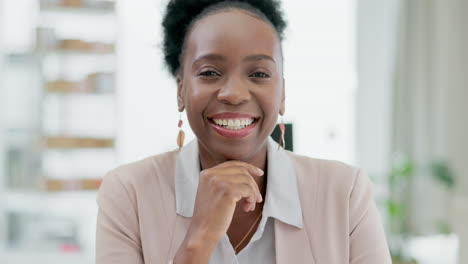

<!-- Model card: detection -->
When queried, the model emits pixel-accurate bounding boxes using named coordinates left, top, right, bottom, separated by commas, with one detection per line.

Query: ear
left=279, top=77, right=285, bottom=115
left=176, top=74, right=185, bottom=112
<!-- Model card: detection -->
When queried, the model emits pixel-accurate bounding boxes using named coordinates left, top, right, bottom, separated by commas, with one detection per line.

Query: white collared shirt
left=175, top=137, right=303, bottom=263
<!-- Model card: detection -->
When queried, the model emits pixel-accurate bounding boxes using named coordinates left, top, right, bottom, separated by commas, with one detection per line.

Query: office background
left=1, top=0, right=467, bottom=263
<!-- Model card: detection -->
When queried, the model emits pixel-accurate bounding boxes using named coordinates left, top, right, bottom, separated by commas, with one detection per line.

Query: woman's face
left=177, top=9, right=285, bottom=162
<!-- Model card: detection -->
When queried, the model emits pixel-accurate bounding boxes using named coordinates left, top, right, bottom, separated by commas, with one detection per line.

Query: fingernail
left=256, top=168, right=264, bottom=175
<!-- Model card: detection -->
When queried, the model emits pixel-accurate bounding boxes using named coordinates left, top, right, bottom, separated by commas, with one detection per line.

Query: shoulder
left=287, top=151, right=365, bottom=195
left=287, top=151, right=375, bottom=224
left=287, top=151, right=375, bottom=219
left=106, top=150, right=177, bottom=183
left=98, top=150, right=179, bottom=203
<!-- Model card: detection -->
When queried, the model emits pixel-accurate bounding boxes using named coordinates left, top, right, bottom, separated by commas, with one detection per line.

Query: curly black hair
left=162, top=0, right=287, bottom=77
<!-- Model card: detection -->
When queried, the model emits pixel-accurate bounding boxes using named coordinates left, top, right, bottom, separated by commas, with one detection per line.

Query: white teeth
left=212, top=118, right=255, bottom=130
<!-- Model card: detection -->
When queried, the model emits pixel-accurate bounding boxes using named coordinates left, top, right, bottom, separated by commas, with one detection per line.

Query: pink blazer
left=96, top=148, right=391, bottom=264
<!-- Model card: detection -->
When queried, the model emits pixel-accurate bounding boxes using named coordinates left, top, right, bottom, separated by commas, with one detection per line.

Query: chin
left=210, top=138, right=266, bottom=161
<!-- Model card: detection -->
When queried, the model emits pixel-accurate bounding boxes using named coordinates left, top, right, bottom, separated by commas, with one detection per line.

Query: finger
left=215, top=161, right=264, bottom=177
left=234, top=168, right=263, bottom=203
left=243, top=200, right=253, bottom=212
left=213, top=168, right=263, bottom=203
left=245, top=199, right=256, bottom=212
left=241, top=182, right=261, bottom=208
left=234, top=184, right=258, bottom=208
left=241, top=169, right=263, bottom=203
left=243, top=173, right=262, bottom=203
left=229, top=173, right=262, bottom=204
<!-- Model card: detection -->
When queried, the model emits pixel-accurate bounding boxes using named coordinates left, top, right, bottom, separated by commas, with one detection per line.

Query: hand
left=174, top=160, right=264, bottom=263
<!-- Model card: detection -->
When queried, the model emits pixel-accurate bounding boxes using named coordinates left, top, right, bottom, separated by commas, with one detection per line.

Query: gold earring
left=278, top=115, right=285, bottom=150
left=177, top=111, right=185, bottom=150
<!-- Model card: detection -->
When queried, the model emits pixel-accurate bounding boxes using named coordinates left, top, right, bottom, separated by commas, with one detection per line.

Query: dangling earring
left=177, top=111, right=185, bottom=150
left=278, top=115, right=286, bottom=150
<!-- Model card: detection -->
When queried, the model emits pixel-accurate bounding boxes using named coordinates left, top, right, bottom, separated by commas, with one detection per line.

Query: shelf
left=46, top=178, right=102, bottom=191
left=1, top=0, right=117, bottom=259
left=40, top=1, right=115, bottom=14
left=46, top=80, right=86, bottom=93
left=6, top=189, right=98, bottom=199
left=54, top=49, right=115, bottom=56
left=7, top=50, right=115, bottom=62
left=45, top=136, right=114, bottom=149
left=40, top=6, right=115, bottom=14
left=7, top=41, right=114, bottom=60
left=60, top=39, right=114, bottom=53
left=3, top=250, right=93, bottom=264
left=5, top=190, right=98, bottom=213
left=46, top=72, right=114, bottom=94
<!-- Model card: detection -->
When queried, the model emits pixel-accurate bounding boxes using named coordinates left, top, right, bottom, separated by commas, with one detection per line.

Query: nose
left=217, top=76, right=251, bottom=105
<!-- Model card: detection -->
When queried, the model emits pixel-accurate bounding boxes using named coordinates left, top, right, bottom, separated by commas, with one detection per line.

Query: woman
left=96, top=0, right=391, bottom=263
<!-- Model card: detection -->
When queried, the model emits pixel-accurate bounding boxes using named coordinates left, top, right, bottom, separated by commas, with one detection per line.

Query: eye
left=198, top=70, right=220, bottom=77
left=250, top=72, right=270, bottom=78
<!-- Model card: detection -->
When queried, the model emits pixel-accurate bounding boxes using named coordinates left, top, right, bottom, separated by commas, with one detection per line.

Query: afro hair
left=161, top=0, right=287, bottom=77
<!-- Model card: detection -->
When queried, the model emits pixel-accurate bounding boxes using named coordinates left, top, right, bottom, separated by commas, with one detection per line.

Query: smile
left=208, top=112, right=259, bottom=138
left=212, top=118, right=255, bottom=130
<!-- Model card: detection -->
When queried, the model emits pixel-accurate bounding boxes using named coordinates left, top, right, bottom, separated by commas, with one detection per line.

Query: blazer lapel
left=274, top=219, right=316, bottom=264
left=168, top=215, right=192, bottom=260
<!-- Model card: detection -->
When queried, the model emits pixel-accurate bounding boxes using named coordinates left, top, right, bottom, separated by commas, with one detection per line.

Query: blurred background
left=0, top=0, right=466, bottom=263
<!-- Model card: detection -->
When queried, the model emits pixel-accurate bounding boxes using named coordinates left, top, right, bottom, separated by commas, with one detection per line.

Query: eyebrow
left=192, top=53, right=276, bottom=68
left=243, top=54, right=276, bottom=64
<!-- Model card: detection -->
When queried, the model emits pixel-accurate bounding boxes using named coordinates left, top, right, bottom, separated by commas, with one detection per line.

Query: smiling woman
left=95, top=1, right=391, bottom=264
left=178, top=8, right=284, bottom=171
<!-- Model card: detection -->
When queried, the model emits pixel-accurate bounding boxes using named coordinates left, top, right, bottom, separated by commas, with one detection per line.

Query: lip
left=208, top=112, right=259, bottom=139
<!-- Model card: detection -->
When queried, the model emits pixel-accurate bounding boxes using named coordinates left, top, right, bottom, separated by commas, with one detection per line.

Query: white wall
left=281, top=0, right=356, bottom=164
left=116, top=0, right=185, bottom=163
left=433, top=0, right=468, bottom=261
left=437, top=0, right=468, bottom=197
left=356, top=0, right=400, bottom=184
left=0, top=0, right=6, bottom=256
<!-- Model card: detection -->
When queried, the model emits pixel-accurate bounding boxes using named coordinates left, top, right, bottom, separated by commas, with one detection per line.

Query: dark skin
left=174, top=8, right=285, bottom=263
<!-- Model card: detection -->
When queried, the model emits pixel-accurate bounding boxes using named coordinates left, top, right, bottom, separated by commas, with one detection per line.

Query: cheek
left=184, top=81, right=213, bottom=128
left=262, top=100, right=280, bottom=124
left=256, top=89, right=282, bottom=126
left=184, top=79, right=207, bottom=109
left=257, top=83, right=282, bottom=113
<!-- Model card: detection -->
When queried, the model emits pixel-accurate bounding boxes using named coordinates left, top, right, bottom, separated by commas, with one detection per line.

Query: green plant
left=430, top=160, right=455, bottom=189
left=429, top=159, right=456, bottom=234
left=386, top=155, right=457, bottom=263
left=386, top=152, right=415, bottom=262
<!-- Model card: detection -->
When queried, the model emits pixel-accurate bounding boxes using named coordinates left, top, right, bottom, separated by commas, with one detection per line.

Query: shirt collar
left=175, top=137, right=303, bottom=229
